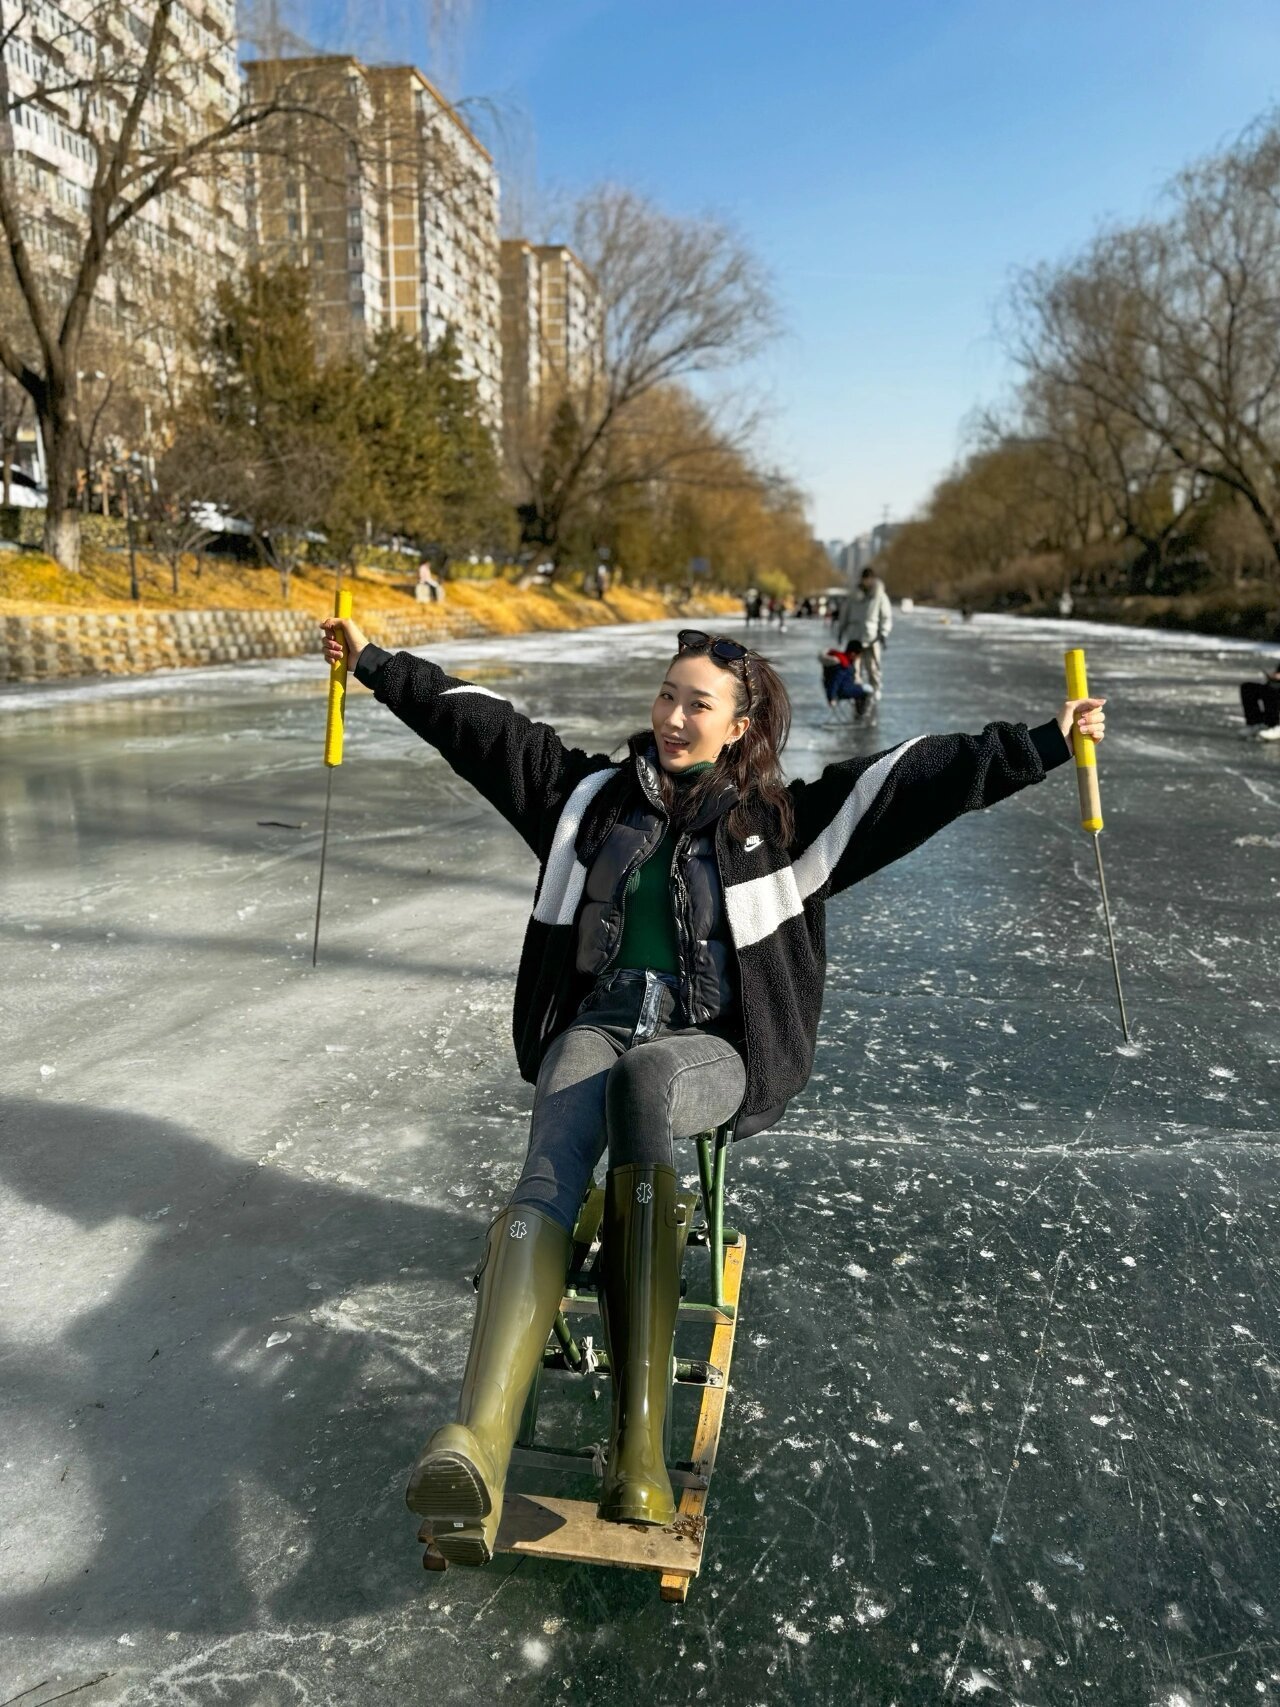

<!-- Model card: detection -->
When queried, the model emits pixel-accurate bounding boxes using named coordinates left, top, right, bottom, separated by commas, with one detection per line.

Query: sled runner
left=418, top=1123, right=745, bottom=1603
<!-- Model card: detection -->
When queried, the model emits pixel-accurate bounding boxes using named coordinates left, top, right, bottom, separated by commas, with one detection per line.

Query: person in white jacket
left=841, top=569, right=893, bottom=701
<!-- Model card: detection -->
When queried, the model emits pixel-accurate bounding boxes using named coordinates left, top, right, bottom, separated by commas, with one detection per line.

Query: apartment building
left=536, top=244, right=601, bottom=394
left=499, top=239, right=543, bottom=448
left=499, top=238, right=602, bottom=452
left=243, top=56, right=388, bottom=356
left=2, top=0, right=246, bottom=343
left=244, top=57, right=501, bottom=421
left=838, top=522, right=899, bottom=581
left=368, top=66, right=501, bottom=425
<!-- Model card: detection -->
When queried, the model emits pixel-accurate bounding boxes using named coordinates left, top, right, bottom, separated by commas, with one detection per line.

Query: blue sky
left=318, top=1, right=1280, bottom=539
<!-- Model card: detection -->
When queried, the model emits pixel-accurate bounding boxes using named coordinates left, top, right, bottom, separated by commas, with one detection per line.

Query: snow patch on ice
left=956, top=1669, right=999, bottom=1695
left=853, top=1589, right=890, bottom=1625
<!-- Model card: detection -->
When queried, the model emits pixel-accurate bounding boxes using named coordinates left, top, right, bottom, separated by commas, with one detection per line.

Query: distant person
left=595, top=562, right=610, bottom=600
left=1239, top=658, right=1280, bottom=740
left=744, top=589, right=763, bottom=626
left=417, top=562, right=444, bottom=603
left=841, top=568, right=892, bottom=700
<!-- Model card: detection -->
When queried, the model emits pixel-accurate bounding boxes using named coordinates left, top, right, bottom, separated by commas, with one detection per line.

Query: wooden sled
left=419, top=1124, right=744, bottom=1603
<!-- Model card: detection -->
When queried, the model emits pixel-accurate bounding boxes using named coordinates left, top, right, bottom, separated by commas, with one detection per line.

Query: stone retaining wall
left=0, top=604, right=487, bottom=683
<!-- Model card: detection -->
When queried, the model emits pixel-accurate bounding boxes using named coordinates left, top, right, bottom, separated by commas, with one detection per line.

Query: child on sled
left=820, top=644, right=871, bottom=719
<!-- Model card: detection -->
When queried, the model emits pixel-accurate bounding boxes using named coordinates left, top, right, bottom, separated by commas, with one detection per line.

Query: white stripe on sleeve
left=532, top=766, right=619, bottom=927
left=724, top=738, right=923, bottom=949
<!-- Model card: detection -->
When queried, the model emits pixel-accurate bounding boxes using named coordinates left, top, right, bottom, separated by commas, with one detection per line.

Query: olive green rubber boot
left=406, top=1205, right=572, bottom=1566
left=598, top=1165, right=684, bottom=1527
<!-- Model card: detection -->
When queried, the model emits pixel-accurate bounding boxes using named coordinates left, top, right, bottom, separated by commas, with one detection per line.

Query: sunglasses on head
left=676, top=629, right=753, bottom=707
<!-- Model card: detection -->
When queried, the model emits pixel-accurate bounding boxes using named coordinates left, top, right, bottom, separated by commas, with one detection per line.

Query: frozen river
left=2, top=609, right=1278, bottom=1705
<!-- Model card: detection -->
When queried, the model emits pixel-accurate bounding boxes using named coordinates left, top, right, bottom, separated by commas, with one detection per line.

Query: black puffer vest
left=575, top=738, right=739, bottom=1029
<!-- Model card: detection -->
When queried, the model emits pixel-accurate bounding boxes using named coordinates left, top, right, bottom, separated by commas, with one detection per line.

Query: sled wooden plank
left=659, top=1235, right=746, bottom=1603
left=493, top=1492, right=703, bottom=1575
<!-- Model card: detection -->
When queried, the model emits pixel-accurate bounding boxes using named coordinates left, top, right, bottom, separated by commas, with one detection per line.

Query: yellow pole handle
left=324, top=587, right=352, bottom=768
left=1064, top=647, right=1102, bottom=831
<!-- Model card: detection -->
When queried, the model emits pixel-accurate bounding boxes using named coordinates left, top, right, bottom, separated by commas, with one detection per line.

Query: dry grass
left=0, top=547, right=738, bottom=632
left=446, top=578, right=702, bottom=633
left=0, top=549, right=422, bottom=616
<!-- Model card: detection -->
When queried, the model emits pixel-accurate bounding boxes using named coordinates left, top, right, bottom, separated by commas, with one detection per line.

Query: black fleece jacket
left=353, top=643, right=1071, bottom=1141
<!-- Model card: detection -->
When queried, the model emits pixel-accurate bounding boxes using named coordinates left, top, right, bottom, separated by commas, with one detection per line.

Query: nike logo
left=743, top=835, right=764, bottom=852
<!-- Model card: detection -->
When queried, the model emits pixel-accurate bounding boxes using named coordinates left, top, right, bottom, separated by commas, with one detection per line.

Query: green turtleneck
left=614, top=761, right=715, bottom=975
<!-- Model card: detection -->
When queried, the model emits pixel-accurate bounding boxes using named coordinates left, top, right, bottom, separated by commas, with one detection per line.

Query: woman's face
left=651, top=654, right=750, bottom=772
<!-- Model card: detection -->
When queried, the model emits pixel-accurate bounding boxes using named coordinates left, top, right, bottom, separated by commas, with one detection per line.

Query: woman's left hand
left=1057, top=697, right=1106, bottom=747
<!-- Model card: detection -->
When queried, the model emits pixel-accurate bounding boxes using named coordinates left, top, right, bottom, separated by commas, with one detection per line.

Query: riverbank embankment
left=977, top=587, right=1280, bottom=644
left=0, top=550, right=737, bottom=682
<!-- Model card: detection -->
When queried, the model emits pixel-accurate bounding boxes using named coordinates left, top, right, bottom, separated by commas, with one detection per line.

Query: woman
left=319, top=616, right=1105, bottom=1567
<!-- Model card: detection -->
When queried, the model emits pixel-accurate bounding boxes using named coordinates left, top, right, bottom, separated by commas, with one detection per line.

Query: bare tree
left=987, top=371, right=1184, bottom=583
left=0, top=0, right=377, bottom=571
left=143, top=433, right=213, bottom=594
left=509, top=186, right=777, bottom=559
left=1008, top=115, right=1280, bottom=581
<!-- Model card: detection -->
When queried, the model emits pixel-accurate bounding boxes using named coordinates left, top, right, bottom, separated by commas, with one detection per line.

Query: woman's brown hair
left=646, top=639, right=795, bottom=846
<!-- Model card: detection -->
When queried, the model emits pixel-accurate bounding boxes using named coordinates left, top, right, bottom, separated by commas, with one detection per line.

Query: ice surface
left=2, top=608, right=1278, bottom=1704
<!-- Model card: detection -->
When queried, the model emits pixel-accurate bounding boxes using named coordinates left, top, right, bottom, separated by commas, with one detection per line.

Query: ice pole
left=1064, top=646, right=1130, bottom=1041
left=312, top=585, right=352, bottom=967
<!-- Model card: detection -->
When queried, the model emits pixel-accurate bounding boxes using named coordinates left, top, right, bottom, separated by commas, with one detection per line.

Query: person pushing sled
left=319, top=615, right=1106, bottom=1580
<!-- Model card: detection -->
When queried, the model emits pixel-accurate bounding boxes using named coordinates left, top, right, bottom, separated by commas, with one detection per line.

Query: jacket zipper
left=714, top=817, right=751, bottom=1112
left=672, top=832, right=695, bottom=1020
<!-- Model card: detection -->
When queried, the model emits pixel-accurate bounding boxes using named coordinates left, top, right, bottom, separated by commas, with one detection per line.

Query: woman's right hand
left=320, top=615, right=370, bottom=671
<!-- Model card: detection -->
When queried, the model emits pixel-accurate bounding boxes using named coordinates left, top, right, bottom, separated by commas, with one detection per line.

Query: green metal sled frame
left=419, top=1123, right=744, bottom=1603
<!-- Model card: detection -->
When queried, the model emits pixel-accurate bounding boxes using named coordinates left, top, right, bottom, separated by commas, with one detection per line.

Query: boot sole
left=431, top=1522, right=495, bottom=1567
left=406, top=1449, right=491, bottom=1521
left=599, top=1502, right=676, bottom=1528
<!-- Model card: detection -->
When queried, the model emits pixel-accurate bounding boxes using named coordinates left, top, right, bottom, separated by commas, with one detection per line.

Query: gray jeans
left=509, top=969, right=747, bottom=1233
